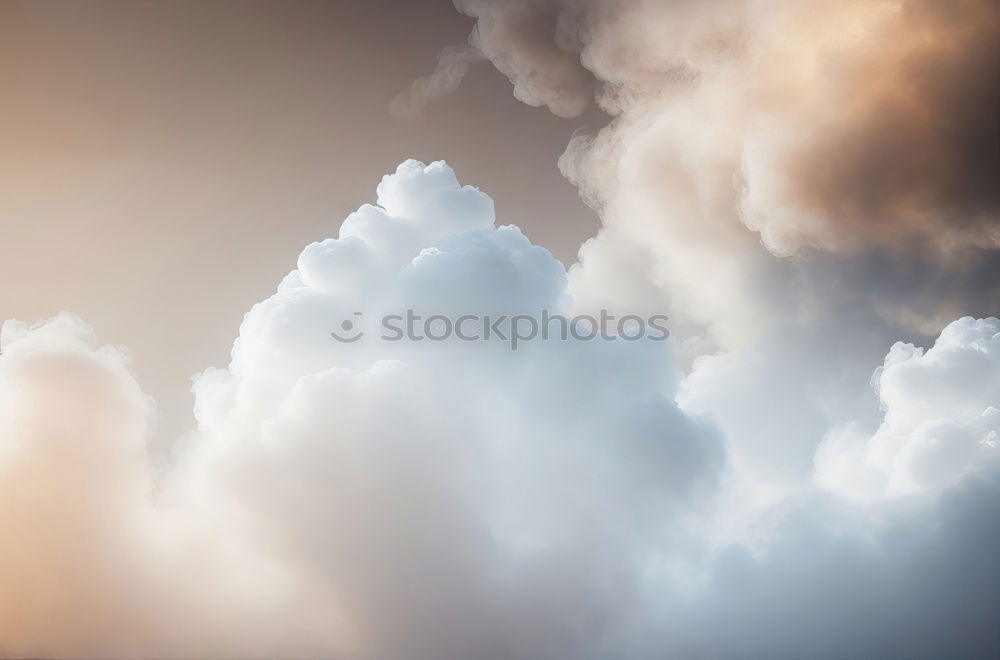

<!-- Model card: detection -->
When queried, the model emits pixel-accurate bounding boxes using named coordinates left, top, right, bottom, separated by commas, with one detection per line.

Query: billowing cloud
left=433, top=5, right=1000, bottom=575
left=1, top=0, right=995, bottom=656
left=187, top=160, right=724, bottom=659
left=0, top=315, right=368, bottom=658
left=454, top=0, right=597, bottom=118
left=817, top=316, right=1000, bottom=497
left=740, top=0, right=1000, bottom=256
left=447, top=0, right=1000, bottom=257
left=1, top=162, right=725, bottom=658
left=430, top=0, right=1000, bottom=439
left=2, top=162, right=998, bottom=658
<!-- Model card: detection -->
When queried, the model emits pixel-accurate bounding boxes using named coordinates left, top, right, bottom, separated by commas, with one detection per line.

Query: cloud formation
left=818, top=316, right=1000, bottom=497
left=187, top=160, right=723, bottom=659
left=0, top=315, right=160, bottom=656
left=449, top=0, right=1000, bottom=256
left=2, top=162, right=998, bottom=658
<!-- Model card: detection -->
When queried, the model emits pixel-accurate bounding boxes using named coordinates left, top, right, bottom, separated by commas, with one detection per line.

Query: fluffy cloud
left=0, top=315, right=159, bottom=656
left=1, top=161, right=998, bottom=658
left=818, top=316, right=1000, bottom=497
left=188, top=160, right=724, bottom=659
left=1, top=162, right=725, bottom=659
left=447, top=0, right=1000, bottom=257
left=0, top=315, right=365, bottom=658
left=418, top=0, right=1000, bottom=407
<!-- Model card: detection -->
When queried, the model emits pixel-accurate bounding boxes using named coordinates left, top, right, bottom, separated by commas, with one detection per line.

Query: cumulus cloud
left=672, top=316, right=1000, bottom=659
left=2, top=161, right=998, bottom=658
left=187, top=160, right=724, bottom=659
left=818, top=316, right=1000, bottom=497
left=122, top=0, right=1000, bottom=654
left=1, top=162, right=725, bottom=658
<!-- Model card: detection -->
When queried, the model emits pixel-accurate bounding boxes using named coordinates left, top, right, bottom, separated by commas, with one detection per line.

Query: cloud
left=1, top=162, right=727, bottom=658
left=142, top=0, right=1000, bottom=653
left=188, top=160, right=724, bottom=659
left=3, top=161, right=998, bottom=658
left=427, top=0, right=1000, bottom=431
left=0, top=315, right=364, bottom=658
left=454, top=0, right=597, bottom=118
left=817, top=316, right=1000, bottom=497
left=669, top=315, right=1000, bottom=659
left=445, top=0, right=1000, bottom=257
left=740, top=0, right=1000, bottom=256
left=391, top=44, right=484, bottom=120
left=0, top=314, right=160, bottom=657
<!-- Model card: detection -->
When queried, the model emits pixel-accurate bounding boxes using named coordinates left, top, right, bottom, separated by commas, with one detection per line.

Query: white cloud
left=187, top=160, right=724, bottom=659
left=0, top=314, right=158, bottom=656
left=2, top=162, right=999, bottom=659
left=817, top=316, right=1000, bottom=497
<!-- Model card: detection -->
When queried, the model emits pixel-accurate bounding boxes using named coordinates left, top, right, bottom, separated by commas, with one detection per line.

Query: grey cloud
left=445, top=0, right=1000, bottom=255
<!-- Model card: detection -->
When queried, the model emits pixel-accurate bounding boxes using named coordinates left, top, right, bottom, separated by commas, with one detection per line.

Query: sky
left=1, top=1, right=999, bottom=658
